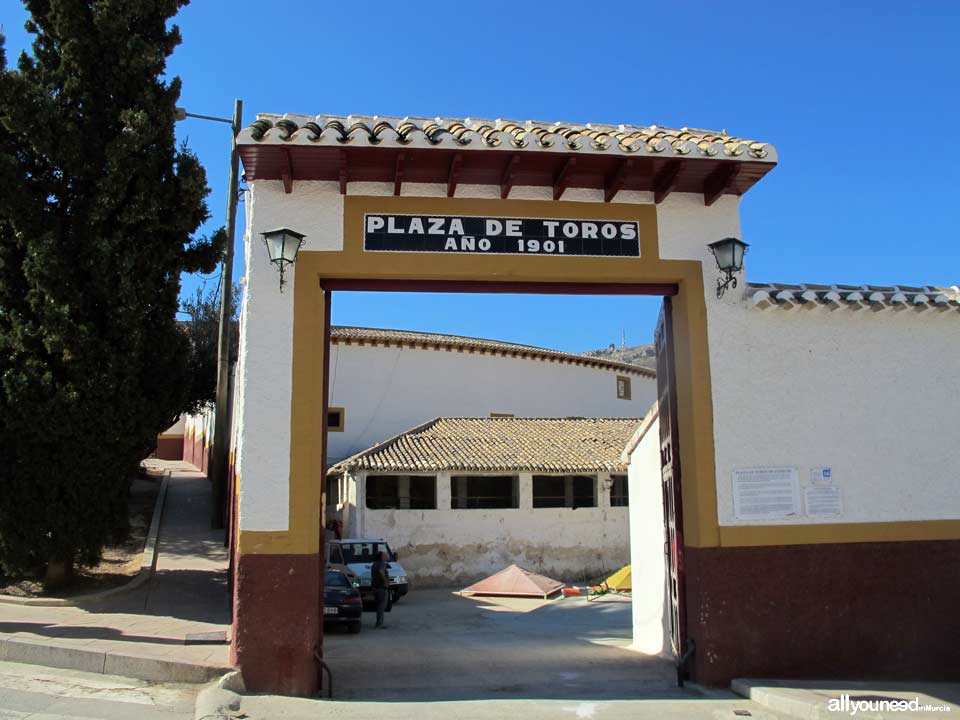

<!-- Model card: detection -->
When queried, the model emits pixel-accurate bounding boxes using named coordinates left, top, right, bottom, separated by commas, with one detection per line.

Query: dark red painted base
left=155, top=436, right=183, bottom=461
left=232, top=552, right=321, bottom=696
left=685, top=539, right=960, bottom=686
left=184, top=436, right=207, bottom=473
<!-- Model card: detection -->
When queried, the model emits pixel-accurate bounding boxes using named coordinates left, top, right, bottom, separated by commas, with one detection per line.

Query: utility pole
left=210, top=99, right=242, bottom=529
left=175, top=99, right=242, bottom=530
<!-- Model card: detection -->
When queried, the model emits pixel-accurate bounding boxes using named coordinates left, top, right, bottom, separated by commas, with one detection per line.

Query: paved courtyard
left=321, top=588, right=678, bottom=702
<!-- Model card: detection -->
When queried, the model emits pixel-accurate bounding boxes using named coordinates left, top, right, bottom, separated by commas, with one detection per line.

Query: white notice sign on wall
left=805, top=485, right=843, bottom=517
left=810, top=466, right=834, bottom=484
left=732, top=466, right=800, bottom=520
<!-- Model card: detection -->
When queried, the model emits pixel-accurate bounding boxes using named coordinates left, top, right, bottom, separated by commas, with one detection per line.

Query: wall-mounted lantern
left=261, top=228, right=306, bottom=291
left=707, top=237, right=749, bottom=299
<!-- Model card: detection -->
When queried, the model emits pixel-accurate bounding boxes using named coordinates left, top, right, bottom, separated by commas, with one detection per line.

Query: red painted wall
left=685, top=540, right=960, bottom=686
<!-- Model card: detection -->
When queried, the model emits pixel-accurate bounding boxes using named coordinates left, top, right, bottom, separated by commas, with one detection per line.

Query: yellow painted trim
left=669, top=274, right=721, bottom=548
left=238, top=192, right=957, bottom=554
left=327, top=406, right=345, bottom=432
left=238, top=530, right=318, bottom=555
left=284, top=276, right=327, bottom=555
left=317, top=196, right=666, bottom=283
left=158, top=433, right=185, bottom=440
left=238, top=194, right=722, bottom=555
left=720, top=520, right=960, bottom=547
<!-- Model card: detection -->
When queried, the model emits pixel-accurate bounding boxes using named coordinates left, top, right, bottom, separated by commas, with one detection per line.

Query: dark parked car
left=324, top=569, right=362, bottom=633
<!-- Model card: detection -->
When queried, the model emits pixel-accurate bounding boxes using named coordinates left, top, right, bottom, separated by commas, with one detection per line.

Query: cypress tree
left=0, top=1, right=222, bottom=587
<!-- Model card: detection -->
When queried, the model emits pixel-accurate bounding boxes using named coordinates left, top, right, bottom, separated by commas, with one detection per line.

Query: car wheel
left=348, top=621, right=361, bottom=634
left=390, top=589, right=401, bottom=604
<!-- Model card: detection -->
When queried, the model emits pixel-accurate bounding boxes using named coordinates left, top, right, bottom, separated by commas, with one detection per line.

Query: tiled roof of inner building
left=330, top=417, right=641, bottom=474
left=330, top=326, right=655, bottom=378
left=241, top=114, right=776, bottom=162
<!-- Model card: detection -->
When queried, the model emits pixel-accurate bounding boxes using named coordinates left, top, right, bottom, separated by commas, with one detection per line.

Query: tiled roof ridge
left=241, top=114, right=776, bottom=163
left=334, top=324, right=561, bottom=352
left=747, top=282, right=960, bottom=312
left=330, top=416, right=443, bottom=476
left=330, top=325, right=655, bottom=378
left=402, top=415, right=642, bottom=421
left=330, top=416, right=641, bottom=475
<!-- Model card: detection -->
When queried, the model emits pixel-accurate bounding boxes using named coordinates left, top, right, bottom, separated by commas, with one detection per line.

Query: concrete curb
left=194, top=673, right=246, bottom=720
left=731, top=679, right=821, bottom=720
left=0, top=635, right=231, bottom=684
left=0, top=471, right=171, bottom=607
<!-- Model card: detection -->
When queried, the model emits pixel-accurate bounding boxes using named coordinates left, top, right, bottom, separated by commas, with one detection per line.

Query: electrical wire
left=329, top=341, right=340, bottom=402
left=354, top=346, right=403, bottom=446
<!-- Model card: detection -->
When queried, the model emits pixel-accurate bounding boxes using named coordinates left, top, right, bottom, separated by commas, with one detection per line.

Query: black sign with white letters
left=364, top=214, right=640, bottom=257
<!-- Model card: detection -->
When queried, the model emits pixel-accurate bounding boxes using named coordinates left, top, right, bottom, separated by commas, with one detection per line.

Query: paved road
left=246, top=593, right=793, bottom=720
left=323, top=589, right=676, bottom=702
left=0, top=660, right=196, bottom=719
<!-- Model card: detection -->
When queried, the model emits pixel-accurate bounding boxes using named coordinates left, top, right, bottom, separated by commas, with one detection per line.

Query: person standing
left=371, top=550, right=391, bottom=629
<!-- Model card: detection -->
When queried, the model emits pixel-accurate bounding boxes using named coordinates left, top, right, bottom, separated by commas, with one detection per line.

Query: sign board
left=810, top=466, right=833, bottom=484
left=364, top=214, right=640, bottom=257
left=732, top=466, right=800, bottom=520
left=805, top=485, right=843, bottom=517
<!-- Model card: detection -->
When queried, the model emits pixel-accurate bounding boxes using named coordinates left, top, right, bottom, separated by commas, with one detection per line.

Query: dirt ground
left=0, top=474, right=161, bottom=598
left=322, top=587, right=676, bottom=702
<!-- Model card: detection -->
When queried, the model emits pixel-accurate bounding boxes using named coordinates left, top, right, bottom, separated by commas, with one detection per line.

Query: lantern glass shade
left=262, top=228, right=306, bottom=265
left=708, top=237, right=749, bottom=272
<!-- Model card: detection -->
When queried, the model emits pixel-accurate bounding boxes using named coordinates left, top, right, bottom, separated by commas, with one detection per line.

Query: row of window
left=364, top=474, right=628, bottom=510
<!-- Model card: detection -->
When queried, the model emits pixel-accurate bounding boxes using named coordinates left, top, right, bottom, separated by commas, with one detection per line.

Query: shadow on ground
left=320, top=589, right=678, bottom=702
left=73, top=569, right=231, bottom=625
left=0, top=621, right=188, bottom=645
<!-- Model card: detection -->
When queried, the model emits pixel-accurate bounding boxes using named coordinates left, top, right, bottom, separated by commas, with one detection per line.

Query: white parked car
left=328, top=537, right=409, bottom=604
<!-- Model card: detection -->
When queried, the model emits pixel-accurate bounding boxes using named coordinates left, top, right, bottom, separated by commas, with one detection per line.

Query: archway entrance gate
left=230, top=115, right=778, bottom=696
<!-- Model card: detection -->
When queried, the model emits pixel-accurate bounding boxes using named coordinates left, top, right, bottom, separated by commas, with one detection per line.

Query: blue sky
left=5, top=1, right=958, bottom=352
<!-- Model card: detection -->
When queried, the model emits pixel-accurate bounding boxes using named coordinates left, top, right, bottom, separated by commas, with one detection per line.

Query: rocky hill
left=583, top=342, right=657, bottom=370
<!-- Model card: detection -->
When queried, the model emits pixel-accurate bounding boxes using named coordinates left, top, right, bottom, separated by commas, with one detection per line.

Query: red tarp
left=461, top=564, right=565, bottom=599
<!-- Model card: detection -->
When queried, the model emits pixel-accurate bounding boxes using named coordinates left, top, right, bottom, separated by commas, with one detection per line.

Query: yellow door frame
left=236, top=194, right=720, bottom=557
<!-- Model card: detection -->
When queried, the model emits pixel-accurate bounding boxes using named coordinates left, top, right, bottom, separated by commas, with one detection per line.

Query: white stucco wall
left=328, top=343, right=655, bottom=465
left=711, top=301, right=960, bottom=526
left=237, top=158, right=959, bottom=540
left=161, top=416, right=185, bottom=435
left=625, top=413, right=671, bottom=657
left=231, top=182, right=351, bottom=530
left=655, top=193, right=960, bottom=527
left=184, top=405, right=214, bottom=444
left=340, top=470, right=629, bottom=586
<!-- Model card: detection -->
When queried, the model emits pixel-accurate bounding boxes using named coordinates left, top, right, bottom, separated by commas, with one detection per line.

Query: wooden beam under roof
left=281, top=149, right=294, bottom=194
left=447, top=153, right=463, bottom=198
left=338, top=149, right=348, bottom=195
left=393, top=152, right=405, bottom=196
left=703, top=163, right=741, bottom=206
left=500, top=154, right=521, bottom=199
left=552, top=157, right=576, bottom=201
left=604, top=158, right=634, bottom=203
left=653, top=160, right=683, bottom=204
left=237, top=144, right=777, bottom=201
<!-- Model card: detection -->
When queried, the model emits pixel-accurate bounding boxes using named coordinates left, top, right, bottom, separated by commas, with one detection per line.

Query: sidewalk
left=733, top=679, right=959, bottom=719
left=0, top=461, right=232, bottom=682
left=205, top=679, right=960, bottom=720
left=207, top=687, right=796, bottom=720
